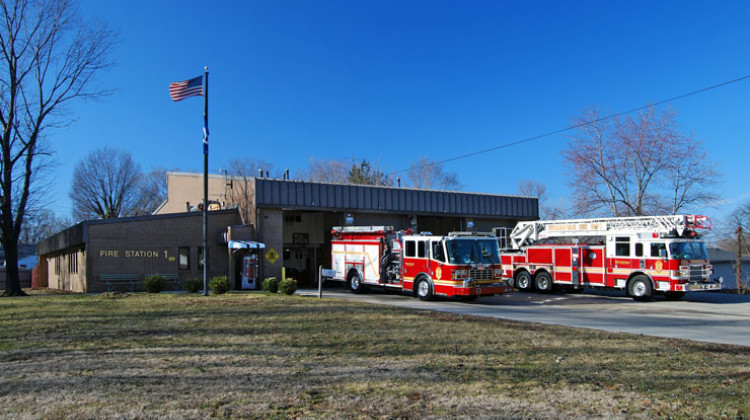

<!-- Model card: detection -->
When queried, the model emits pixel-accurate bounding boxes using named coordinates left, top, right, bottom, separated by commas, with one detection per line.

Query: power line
left=398, top=73, right=750, bottom=173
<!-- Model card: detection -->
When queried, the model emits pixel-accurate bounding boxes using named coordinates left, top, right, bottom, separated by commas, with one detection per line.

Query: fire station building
left=37, top=172, right=538, bottom=292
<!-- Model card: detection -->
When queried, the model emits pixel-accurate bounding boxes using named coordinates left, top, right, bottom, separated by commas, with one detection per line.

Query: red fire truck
left=330, top=226, right=513, bottom=300
left=499, top=214, right=721, bottom=300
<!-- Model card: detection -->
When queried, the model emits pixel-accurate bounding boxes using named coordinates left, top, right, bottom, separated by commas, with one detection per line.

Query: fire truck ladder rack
left=448, top=231, right=495, bottom=237
left=509, top=214, right=711, bottom=249
left=332, top=226, right=393, bottom=233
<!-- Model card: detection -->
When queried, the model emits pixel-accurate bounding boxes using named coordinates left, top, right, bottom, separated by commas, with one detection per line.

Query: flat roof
left=254, top=178, right=538, bottom=219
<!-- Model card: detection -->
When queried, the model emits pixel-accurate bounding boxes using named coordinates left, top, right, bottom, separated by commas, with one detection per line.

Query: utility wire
left=396, top=73, right=750, bottom=173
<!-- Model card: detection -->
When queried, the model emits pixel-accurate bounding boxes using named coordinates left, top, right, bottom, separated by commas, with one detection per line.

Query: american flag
left=169, top=75, right=203, bottom=102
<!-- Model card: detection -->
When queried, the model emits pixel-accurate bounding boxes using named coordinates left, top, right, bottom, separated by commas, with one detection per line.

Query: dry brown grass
left=0, top=291, right=749, bottom=419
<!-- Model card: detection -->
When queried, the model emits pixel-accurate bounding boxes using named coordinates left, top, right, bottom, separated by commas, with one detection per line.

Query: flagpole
left=202, top=66, right=209, bottom=296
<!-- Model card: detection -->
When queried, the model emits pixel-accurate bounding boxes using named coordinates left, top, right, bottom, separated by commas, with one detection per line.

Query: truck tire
left=628, top=275, right=652, bottom=301
left=515, top=271, right=533, bottom=292
left=349, top=272, right=366, bottom=294
left=534, top=271, right=554, bottom=293
left=416, top=277, right=434, bottom=301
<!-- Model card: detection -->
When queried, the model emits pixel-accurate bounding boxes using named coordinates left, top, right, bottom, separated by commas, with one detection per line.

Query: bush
left=262, top=277, right=279, bottom=293
left=143, top=275, right=167, bottom=293
left=209, top=276, right=230, bottom=295
left=182, top=277, right=202, bottom=293
left=279, top=278, right=298, bottom=295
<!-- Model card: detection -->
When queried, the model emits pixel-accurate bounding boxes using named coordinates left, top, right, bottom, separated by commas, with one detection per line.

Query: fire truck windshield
left=668, top=241, right=709, bottom=260
left=445, top=238, right=501, bottom=265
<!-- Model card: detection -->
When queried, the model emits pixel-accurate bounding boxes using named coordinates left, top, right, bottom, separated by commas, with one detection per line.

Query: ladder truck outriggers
left=330, top=226, right=513, bottom=300
left=499, top=214, right=722, bottom=300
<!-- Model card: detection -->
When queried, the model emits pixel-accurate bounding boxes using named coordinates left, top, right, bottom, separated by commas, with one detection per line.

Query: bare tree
left=407, top=156, right=461, bottom=190
left=70, top=147, right=142, bottom=220
left=19, top=208, right=71, bottom=243
left=225, top=158, right=273, bottom=223
left=299, top=157, right=348, bottom=184
left=133, top=167, right=170, bottom=216
left=564, top=106, right=719, bottom=217
left=719, top=201, right=750, bottom=293
left=0, top=0, right=116, bottom=296
left=518, top=180, right=546, bottom=201
left=517, top=179, right=552, bottom=219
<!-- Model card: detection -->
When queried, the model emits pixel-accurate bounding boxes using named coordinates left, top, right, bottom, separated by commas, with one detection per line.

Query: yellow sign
left=265, top=248, right=279, bottom=264
left=655, top=260, right=663, bottom=273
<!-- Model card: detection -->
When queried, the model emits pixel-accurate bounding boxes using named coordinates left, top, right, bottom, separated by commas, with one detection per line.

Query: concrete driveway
left=298, top=286, right=750, bottom=347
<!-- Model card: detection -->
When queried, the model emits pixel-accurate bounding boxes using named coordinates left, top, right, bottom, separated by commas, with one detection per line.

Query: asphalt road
left=298, top=286, right=750, bottom=347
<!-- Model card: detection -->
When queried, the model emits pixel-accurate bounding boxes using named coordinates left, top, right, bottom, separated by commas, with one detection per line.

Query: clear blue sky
left=51, top=0, right=750, bottom=226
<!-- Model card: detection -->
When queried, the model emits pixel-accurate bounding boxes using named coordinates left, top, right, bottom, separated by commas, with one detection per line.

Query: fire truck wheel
left=416, top=277, right=434, bottom=301
left=348, top=272, right=366, bottom=294
left=628, top=275, right=652, bottom=301
left=534, top=272, right=553, bottom=293
left=515, top=271, right=533, bottom=292
left=664, top=291, right=686, bottom=301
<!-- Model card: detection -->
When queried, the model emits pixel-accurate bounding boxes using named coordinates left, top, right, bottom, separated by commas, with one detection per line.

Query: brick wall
left=259, top=208, right=283, bottom=281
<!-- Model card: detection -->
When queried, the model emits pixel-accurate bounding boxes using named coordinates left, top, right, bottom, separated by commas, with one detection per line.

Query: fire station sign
left=265, top=248, right=279, bottom=264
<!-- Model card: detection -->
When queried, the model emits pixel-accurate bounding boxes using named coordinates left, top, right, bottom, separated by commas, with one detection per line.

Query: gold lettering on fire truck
left=614, top=259, right=630, bottom=266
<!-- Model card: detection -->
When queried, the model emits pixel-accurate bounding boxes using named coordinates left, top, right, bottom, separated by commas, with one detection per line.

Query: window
left=651, top=243, right=666, bottom=258
left=417, top=241, right=426, bottom=258
left=54, top=256, right=61, bottom=275
left=635, top=243, right=643, bottom=257
left=431, top=241, right=445, bottom=262
left=669, top=242, right=709, bottom=260
left=178, top=247, right=190, bottom=270
left=405, top=241, right=416, bottom=257
left=614, top=237, right=630, bottom=256
left=67, top=253, right=78, bottom=274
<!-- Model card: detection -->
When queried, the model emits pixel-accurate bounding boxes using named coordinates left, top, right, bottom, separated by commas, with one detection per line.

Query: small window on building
left=54, top=256, right=61, bottom=275
left=651, top=242, right=666, bottom=258
left=417, top=241, right=427, bottom=258
left=178, top=247, right=190, bottom=270
left=635, top=243, right=643, bottom=258
left=615, top=237, right=630, bottom=256
left=405, top=241, right=415, bottom=258
left=68, top=253, right=78, bottom=274
left=431, top=241, right=445, bottom=262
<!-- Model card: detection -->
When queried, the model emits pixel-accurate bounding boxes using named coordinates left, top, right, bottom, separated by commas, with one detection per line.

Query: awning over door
left=228, top=240, right=266, bottom=250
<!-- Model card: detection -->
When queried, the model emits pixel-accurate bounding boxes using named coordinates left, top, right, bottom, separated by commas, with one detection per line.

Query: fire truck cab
left=500, top=215, right=721, bottom=300
left=331, top=226, right=512, bottom=300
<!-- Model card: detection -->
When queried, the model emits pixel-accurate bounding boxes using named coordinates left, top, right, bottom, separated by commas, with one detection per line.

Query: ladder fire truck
left=499, top=214, right=722, bottom=300
left=330, top=226, right=513, bottom=300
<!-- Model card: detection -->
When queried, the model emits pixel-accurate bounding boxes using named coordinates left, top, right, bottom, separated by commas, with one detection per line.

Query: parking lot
left=299, top=286, right=750, bottom=347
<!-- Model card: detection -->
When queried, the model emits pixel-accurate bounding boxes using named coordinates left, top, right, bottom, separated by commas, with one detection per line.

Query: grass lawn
left=1, top=291, right=749, bottom=419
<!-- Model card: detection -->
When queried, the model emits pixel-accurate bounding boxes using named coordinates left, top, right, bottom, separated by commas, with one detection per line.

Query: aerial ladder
left=508, top=214, right=712, bottom=249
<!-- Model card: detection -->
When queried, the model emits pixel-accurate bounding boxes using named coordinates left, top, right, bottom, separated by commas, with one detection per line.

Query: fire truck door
left=571, top=247, right=580, bottom=286
left=403, top=239, right=429, bottom=283
left=581, top=246, right=605, bottom=286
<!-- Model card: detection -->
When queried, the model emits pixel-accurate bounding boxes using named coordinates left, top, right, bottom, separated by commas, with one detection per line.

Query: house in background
left=707, top=247, right=750, bottom=291
left=0, top=244, right=36, bottom=290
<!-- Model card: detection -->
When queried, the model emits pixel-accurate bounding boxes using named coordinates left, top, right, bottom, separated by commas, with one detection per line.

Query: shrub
left=182, top=277, right=202, bottom=293
left=209, top=276, right=230, bottom=295
left=262, top=277, right=279, bottom=293
left=143, top=275, right=167, bottom=293
left=279, top=278, right=298, bottom=295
